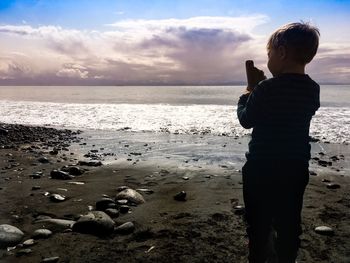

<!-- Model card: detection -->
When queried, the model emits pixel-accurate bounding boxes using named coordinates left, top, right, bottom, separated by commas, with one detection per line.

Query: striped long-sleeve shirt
left=237, top=73, right=320, bottom=161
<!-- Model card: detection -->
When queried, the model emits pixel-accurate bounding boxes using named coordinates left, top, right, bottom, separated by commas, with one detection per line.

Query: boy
left=237, top=22, right=320, bottom=263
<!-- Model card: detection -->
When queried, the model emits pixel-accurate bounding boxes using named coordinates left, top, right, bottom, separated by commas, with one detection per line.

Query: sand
left=0, top=124, right=349, bottom=262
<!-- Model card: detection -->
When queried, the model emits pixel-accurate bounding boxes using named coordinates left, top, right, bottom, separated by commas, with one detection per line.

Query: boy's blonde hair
left=267, top=22, right=320, bottom=65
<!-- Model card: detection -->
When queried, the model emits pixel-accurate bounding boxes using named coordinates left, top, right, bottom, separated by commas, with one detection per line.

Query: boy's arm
left=237, top=83, right=266, bottom=129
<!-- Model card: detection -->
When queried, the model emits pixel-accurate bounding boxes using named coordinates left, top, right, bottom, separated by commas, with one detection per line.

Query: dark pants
left=242, top=159, right=309, bottom=263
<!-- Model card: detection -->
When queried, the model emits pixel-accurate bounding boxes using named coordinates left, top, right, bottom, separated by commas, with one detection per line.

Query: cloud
left=0, top=16, right=349, bottom=85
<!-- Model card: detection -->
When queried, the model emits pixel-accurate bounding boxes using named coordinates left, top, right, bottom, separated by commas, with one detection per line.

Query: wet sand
left=0, top=124, right=349, bottom=262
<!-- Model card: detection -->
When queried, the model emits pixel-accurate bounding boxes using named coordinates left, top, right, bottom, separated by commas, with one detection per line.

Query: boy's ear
left=278, top=45, right=287, bottom=60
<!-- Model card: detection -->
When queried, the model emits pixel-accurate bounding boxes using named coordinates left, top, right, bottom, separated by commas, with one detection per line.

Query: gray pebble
left=0, top=224, right=24, bottom=248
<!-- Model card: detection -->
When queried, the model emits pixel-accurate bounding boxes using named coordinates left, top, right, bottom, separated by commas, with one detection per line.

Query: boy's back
left=238, top=73, right=320, bottom=161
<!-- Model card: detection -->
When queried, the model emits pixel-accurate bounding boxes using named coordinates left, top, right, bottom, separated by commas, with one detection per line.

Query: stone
left=115, top=222, right=135, bottom=234
left=34, top=219, right=75, bottom=232
left=16, top=248, right=32, bottom=256
left=116, top=186, right=129, bottom=192
left=95, top=198, right=115, bottom=211
left=50, top=170, right=74, bottom=180
left=233, top=205, right=245, bottom=215
left=115, top=188, right=145, bottom=205
left=309, top=170, right=317, bottom=176
left=66, top=181, right=85, bottom=185
left=116, top=199, right=128, bottom=205
left=38, top=157, right=50, bottom=164
left=326, top=183, right=340, bottom=189
left=136, top=188, right=154, bottom=194
left=105, top=208, right=119, bottom=218
left=22, top=239, right=35, bottom=246
left=182, top=176, right=190, bottom=180
left=0, top=224, right=24, bottom=248
left=32, top=229, right=53, bottom=239
left=72, top=211, right=115, bottom=236
left=314, top=226, right=334, bottom=236
left=174, top=191, right=186, bottom=201
left=61, top=166, right=85, bottom=176
left=78, top=160, right=102, bottom=167
left=50, top=194, right=66, bottom=202
left=119, top=205, right=130, bottom=214
left=41, top=256, right=60, bottom=263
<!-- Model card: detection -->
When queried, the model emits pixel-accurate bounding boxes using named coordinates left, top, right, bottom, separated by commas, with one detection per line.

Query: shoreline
left=0, top=124, right=349, bottom=262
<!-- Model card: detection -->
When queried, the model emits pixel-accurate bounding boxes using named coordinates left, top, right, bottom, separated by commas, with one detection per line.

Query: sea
left=0, top=85, right=349, bottom=144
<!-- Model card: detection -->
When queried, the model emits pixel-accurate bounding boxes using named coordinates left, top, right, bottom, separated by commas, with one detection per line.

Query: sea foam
left=0, top=100, right=349, bottom=143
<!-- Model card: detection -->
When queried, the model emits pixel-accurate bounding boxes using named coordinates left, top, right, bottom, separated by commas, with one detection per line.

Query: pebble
left=174, top=191, right=187, bottom=201
left=61, top=166, right=85, bottom=176
left=233, top=205, right=245, bottom=215
left=78, top=160, right=102, bottom=167
left=22, top=239, right=35, bottom=246
left=119, top=205, right=130, bottom=214
left=32, top=229, right=53, bottom=239
left=0, top=224, right=24, bottom=248
left=41, top=256, right=60, bottom=263
left=326, top=183, right=340, bottom=189
left=96, top=198, right=116, bottom=211
left=50, top=170, right=74, bottom=180
left=38, top=157, right=50, bottom=164
left=66, top=181, right=85, bottom=185
left=136, top=188, right=154, bottom=194
left=50, top=194, right=66, bottom=202
left=72, top=211, right=115, bottom=236
left=314, top=226, right=334, bottom=236
left=115, top=188, right=145, bottom=205
left=105, top=208, right=119, bottom=218
left=34, top=219, right=75, bottom=232
left=16, top=248, right=32, bottom=256
left=115, top=222, right=135, bottom=234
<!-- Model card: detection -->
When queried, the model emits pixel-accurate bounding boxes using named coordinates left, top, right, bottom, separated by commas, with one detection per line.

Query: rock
left=116, top=199, right=128, bottom=205
left=233, top=205, right=245, bottom=215
left=61, top=166, right=84, bottom=176
left=174, top=191, right=186, bottom=201
left=314, top=226, right=334, bottom=236
left=105, top=208, right=119, bottom=218
left=32, top=229, right=53, bottom=239
left=182, top=176, right=190, bottom=180
left=38, top=157, right=50, bottom=163
left=95, top=198, right=115, bottom=211
left=66, top=181, right=85, bottom=185
left=115, top=222, right=135, bottom=234
left=0, top=224, right=24, bottom=248
left=116, top=186, right=129, bottom=192
left=41, top=256, right=60, bottom=263
left=119, top=205, right=130, bottom=214
left=50, top=170, right=74, bottom=180
left=309, top=170, right=317, bottom=176
left=34, top=219, right=75, bottom=232
left=72, top=211, right=115, bottom=236
left=16, top=248, right=32, bottom=256
left=136, top=188, right=154, bottom=194
left=32, top=185, right=41, bottom=190
left=326, top=183, right=340, bottom=189
left=78, top=160, right=102, bottom=167
left=22, top=239, right=35, bottom=246
left=50, top=194, right=66, bottom=202
left=115, top=188, right=145, bottom=205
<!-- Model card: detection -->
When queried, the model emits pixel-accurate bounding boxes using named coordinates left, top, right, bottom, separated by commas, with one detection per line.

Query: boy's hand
left=245, top=60, right=266, bottom=92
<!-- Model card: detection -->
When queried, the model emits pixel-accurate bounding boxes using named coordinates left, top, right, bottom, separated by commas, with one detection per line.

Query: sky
left=0, top=0, right=349, bottom=85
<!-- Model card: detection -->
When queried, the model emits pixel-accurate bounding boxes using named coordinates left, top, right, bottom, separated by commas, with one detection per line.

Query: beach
left=0, top=123, right=349, bottom=263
